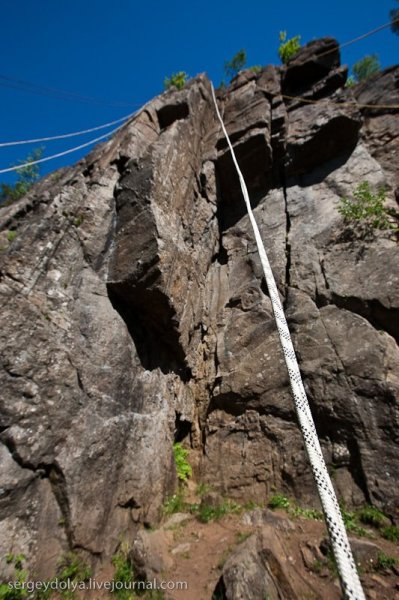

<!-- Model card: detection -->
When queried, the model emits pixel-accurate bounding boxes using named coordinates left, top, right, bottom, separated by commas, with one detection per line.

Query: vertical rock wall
left=0, top=38, right=398, bottom=575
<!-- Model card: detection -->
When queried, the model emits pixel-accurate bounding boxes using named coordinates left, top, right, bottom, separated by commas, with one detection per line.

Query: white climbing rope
left=210, top=82, right=366, bottom=600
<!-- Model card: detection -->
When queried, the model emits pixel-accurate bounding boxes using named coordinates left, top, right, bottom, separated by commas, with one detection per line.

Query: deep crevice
left=281, top=168, right=291, bottom=309
left=347, top=438, right=371, bottom=504
left=174, top=412, right=192, bottom=442
left=107, top=283, right=192, bottom=381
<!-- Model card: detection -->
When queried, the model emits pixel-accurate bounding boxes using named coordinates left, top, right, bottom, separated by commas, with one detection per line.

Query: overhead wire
left=280, top=93, right=399, bottom=110
left=1, top=18, right=397, bottom=174
left=0, top=112, right=136, bottom=147
left=0, top=117, right=134, bottom=175
left=315, top=17, right=399, bottom=59
left=0, top=74, right=135, bottom=107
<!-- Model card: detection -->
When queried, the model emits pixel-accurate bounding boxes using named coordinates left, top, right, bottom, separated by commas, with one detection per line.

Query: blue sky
left=0, top=0, right=397, bottom=185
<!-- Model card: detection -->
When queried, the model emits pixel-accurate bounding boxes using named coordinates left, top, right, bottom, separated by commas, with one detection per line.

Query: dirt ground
left=157, top=510, right=399, bottom=600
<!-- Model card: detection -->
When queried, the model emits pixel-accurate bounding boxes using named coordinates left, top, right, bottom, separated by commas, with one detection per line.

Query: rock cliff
left=0, top=38, right=398, bottom=595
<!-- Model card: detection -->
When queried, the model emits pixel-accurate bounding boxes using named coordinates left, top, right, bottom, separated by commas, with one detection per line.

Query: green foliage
left=196, top=483, right=212, bottom=497
left=290, top=506, right=323, bottom=520
left=345, top=75, right=356, bottom=88
left=339, top=505, right=368, bottom=537
left=6, top=230, right=17, bottom=243
left=0, top=148, right=43, bottom=205
left=55, top=552, right=91, bottom=599
left=0, top=554, right=28, bottom=600
left=381, top=525, right=399, bottom=542
left=249, top=65, right=262, bottom=74
left=112, top=544, right=134, bottom=600
left=357, top=506, right=387, bottom=528
left=163, top=72, right=188, bottom=91
left=268, top=494, right=290, bottom=510
left=268, top=494, right=322, bottom=520
left=375, top=552, right=398, bottom=571
left=224, top=49, right=247, bottom=81
left=57, top=552, right=91, bottom=584
left=338, top=181, right=393, bottom=230
left=352, top=54, right=380, bottom=83
left=195, top=500, right=241, bottom=524
left=173, top=443, right=192, bottom=482
left=278, top=31, right=301, bottom=64
left=163, top=493, right=186, bottom=516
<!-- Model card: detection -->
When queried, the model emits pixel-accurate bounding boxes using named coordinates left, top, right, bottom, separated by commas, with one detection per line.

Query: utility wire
left=1, top=19, right=397, bottom=174
left=0, top=111, right=136, bottom=147
left=0, top=74, right=136, bottom=108
left=281, top=94, right=399, bottom=109
left=315, top=17, right=399, bottom=59
left=0, top=121, right=130, bottom=174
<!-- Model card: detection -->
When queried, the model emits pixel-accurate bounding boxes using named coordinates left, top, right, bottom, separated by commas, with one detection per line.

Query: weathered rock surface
left=0, top=37, right=398, bottom=589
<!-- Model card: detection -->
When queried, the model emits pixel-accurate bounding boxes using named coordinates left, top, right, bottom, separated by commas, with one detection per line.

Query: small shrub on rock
left=338, top=181, right=394, bottom=230
left=278, top=31, right=301, bottom=64
left=164, top=72, right=188, bottom=91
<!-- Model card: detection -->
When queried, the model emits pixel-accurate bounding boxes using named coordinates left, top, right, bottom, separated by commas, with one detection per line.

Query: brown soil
left=158, top=511, right=399, bottom=600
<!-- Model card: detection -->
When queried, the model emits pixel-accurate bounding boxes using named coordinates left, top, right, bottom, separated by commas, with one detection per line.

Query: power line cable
left=0, top=74, right=136, bottom=108
left=281, top=93, right=399, bottom=109
left=0, top=111, right=136, bottom=147
left=312, top=17, right=399, bottom=60
left=0, top=120, right=130, bottom=174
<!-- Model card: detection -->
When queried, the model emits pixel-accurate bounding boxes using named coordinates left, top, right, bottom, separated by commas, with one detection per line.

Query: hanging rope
left=210, top=82, right=366, bottom=600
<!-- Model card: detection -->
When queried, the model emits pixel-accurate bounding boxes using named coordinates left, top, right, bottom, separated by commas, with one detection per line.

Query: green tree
left=0, top=147, right=43, bottom=205
left=352, top=54, right=380, bottom=83
left=391, top=0, right=399, bottom=34
left=224, top=49, right=247, bottom=81
left=164, top=71, right=188, bottom=91
left=278, top=31, right=301, bottom=64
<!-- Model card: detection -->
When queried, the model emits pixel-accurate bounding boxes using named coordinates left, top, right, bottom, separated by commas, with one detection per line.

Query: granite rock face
left=0, top=37, right=398, bottom=578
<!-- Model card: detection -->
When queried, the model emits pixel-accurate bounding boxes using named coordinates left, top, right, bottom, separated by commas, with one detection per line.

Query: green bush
left=375, top=552, right=398, bottom=571
left=0, top=554, right=28, bottom=600
left=195, top=500, right=241, bottom=524
left=381, top=525, right=399, bottom=542
left=163, top=493, right=186, bottom=516
left=268, top=494, right=290, bottom=510
left=0, top=148, right=43, bottom=205
left=112, top=544, right=134, bottom=600
left=164, top=72, right=188, bottom=91
left=357, top=506, right=387, bottom=528
left=338, top=181, right=393, bottom=229
left=352, top=54, right=380, bottom=83
left=278, top=31, right=301, bottom=64
left=56, top=552, right=91, bottom=599
left=6, top=231, right=17, bottom=243
left=224, top=49, right=247, bottom=81
left=339, top=505, right=368, bottom=537
left=173, top=443, right=192, bottom=482
left=345, top=75, right=356, bottom=88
